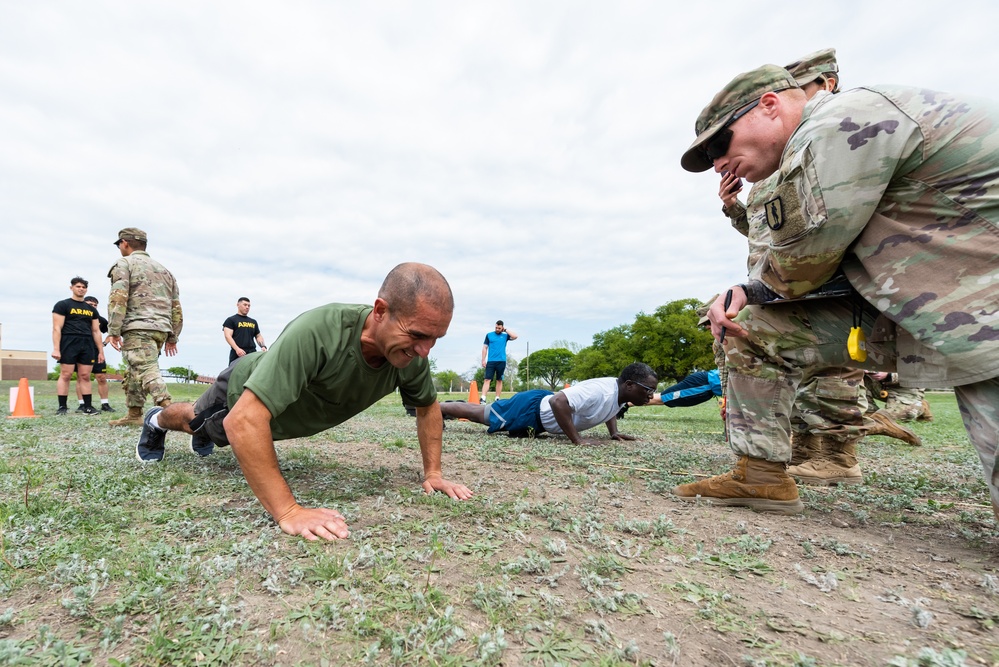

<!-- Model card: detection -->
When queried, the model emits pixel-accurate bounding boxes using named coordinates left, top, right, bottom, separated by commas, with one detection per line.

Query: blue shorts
left=484, top=361, right=506, bottom=381
left=487, top=390, right=553, bottom=434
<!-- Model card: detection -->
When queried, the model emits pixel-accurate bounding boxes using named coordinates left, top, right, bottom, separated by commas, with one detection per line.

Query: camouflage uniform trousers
left=717, top=305, right=869, bottom=441
left=121, top=330, right=172, bottom=409
left=878, top=386, right=926, bottom=422
left=725, top=298, right=999, bottom=509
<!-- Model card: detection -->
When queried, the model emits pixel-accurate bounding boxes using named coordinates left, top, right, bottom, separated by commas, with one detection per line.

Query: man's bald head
left=378, top=263, right=454, bottom=319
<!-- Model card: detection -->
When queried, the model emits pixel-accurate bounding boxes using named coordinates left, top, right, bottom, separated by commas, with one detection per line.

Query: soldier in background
left=74, top=296, right=116, bottom=412
left=51, top=276, right=104, bottom=415
left=106, top=228, right=183, bottom=426
left=679, top=64, right=999, bottom=519
left=864, top=372, right=933, bottom=423
left=223, top=297, right=267, bottom=364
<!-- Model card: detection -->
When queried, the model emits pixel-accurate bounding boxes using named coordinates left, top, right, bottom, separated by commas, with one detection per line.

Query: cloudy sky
left=2, top=1, right=996, bottom=380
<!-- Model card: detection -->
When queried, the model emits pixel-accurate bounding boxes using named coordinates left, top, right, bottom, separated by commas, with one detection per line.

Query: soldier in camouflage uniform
left=106, top=228, right=183, bottom=426
left=714, top=50, right=919, bottom=487
left=864, top=372, right=932, bottom=422
left=678, top=65, right=999, bottom=520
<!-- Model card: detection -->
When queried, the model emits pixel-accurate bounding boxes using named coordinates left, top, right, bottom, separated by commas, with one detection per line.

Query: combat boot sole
left=674, top=493, right=804, bottom=515
left=788, top=462, right=863, bottom=487
left=109, top=415, right=144, bottom=426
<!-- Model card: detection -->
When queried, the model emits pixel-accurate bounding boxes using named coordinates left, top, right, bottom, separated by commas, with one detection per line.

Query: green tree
left=167, top=366, right=198, bottom=382
left=571, top=298, right=715, bottom=385
left=433, top=369, right=463, bottom=393
left=571, top=325, right=635, bottom=380
left=517, top=348, right=575, bottom=391
left=630, top=298, right=714, bottom=383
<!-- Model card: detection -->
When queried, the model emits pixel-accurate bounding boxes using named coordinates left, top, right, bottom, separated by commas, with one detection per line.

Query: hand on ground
left=611, top=433, right=636, bottom=441
left=423, top=475, right=474, bottom=500
left=277, top=505, right=350, bottom=541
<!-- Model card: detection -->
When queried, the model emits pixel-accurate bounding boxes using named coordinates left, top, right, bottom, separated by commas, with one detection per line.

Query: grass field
left=1, top=380, right=997, bottom=666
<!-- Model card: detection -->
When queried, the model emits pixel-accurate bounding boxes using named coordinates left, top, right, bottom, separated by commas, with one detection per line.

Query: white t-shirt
left=539, top=377, right=621, bottom=435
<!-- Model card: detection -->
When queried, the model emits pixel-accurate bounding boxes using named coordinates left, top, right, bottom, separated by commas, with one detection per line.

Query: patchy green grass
left=1, top=383, right=997, bottom=666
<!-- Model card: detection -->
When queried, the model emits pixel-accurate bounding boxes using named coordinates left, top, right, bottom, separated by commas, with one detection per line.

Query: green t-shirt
left=227, top=303, right=436, bottom=440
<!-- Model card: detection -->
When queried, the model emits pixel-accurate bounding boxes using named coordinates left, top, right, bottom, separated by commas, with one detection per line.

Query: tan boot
left=673, top=456, right=803, bottom=515
left=788, top=437, right=863, bottom=486
left=866, top=412, right=922, bottom=446
left=789, top=432, right=826, bottom=467
left=916, top=400, right=933, bottom=422
left=109, top=406, right=144, bottom=426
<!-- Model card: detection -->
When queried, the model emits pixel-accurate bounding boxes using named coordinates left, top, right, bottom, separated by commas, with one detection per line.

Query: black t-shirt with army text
left=223, top=314, right=261, bottom=352
left=52, top=298, right=99, bottom=337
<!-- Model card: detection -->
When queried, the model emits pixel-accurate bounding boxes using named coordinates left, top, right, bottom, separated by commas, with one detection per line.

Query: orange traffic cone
left=467, top=380, right=480, bottom=405
left=8, top=377, right=41, bottom=419
left=564, top=382, right=570, bottom=389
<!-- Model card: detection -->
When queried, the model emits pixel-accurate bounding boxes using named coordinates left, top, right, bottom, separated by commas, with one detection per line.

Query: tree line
left=431, top=298, right=715, bottom=392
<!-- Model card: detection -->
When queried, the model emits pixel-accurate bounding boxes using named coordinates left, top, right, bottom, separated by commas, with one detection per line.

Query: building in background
left=0, top=324, right=48, bottom=381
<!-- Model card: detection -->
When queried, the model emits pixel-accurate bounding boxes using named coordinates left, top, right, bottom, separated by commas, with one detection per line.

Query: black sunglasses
left=703, top=98, right=761, bottom=162
left=630, top=379, right=656, bottom=396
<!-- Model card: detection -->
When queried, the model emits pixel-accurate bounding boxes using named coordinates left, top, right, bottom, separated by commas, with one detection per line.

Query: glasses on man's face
left=631, top=380, right=656, bottom=396
left=703, top=98, right=761, bottom=162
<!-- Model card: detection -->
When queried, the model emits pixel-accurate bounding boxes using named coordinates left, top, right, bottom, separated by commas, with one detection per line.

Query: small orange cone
left=467, top=380, right=480, bottom=405
left=564, top=382, right=570, bottom=389
left=8, top=377, right=41, bottom=419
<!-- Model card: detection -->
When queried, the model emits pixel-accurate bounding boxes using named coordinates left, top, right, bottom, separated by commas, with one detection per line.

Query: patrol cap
left=681, top=64, right=799, bottom=173
left=696, top=294, right=719, bottom=328
left=785, top=48, right=839, bottom=91
left=114, top=227, right=147, bottom=246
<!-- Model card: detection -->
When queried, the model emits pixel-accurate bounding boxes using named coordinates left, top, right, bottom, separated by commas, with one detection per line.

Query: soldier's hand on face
left=277, top=505, right=351, bottom=541
left=719, top=171, right=743, bottom=207
left=422, top=474, right=474, bottom=501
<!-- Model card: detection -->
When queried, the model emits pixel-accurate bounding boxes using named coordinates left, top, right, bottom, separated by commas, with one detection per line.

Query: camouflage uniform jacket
left=107, top=251, right=183, bottom=342
left=756, top=85, right=999, bottom=387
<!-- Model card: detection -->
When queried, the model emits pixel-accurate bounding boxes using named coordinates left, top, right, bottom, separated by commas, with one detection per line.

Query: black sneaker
left=56, top=406, right=69, bottom=416
left=136, top=407, right=167, bottom=462
left=190, top=430, right=215, bottom=457
left=75, top=405, right=85, bottom=413
left=101, top=404, right=116, bottom=412
left=81, top=405, right=100, bottom=416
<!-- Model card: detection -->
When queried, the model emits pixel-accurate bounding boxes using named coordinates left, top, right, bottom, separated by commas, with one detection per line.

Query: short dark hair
left=378, top=263, right=454, bottom=319
left=619, top=362, right=656, bottom=385
left=71, top=276, right=88, bottom=287
left=237, top=297, right=250, bottom=303
left=85, top=296, right=98, bottom=305
left=496, top=320, right=504, bottom=326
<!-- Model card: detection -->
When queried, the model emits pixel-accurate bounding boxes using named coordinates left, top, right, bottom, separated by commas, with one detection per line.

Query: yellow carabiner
left=847, top=326, right=867, bottom=362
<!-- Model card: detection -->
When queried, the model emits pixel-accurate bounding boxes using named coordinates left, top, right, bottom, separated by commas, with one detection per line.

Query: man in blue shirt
left=481, top=320, right=517, bottom=402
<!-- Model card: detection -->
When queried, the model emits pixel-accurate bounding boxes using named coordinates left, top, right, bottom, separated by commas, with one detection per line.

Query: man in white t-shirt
left=440, top=362, right=657, bottom=444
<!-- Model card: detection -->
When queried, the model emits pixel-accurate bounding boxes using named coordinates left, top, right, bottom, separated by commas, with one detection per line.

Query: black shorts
left=60, top=337, right=97, bottom=366
left=190, top=358, right=242, bottom=447
left=91, top=362, right=107, bottom=374
left=484, top=361, right=506, bottom=381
